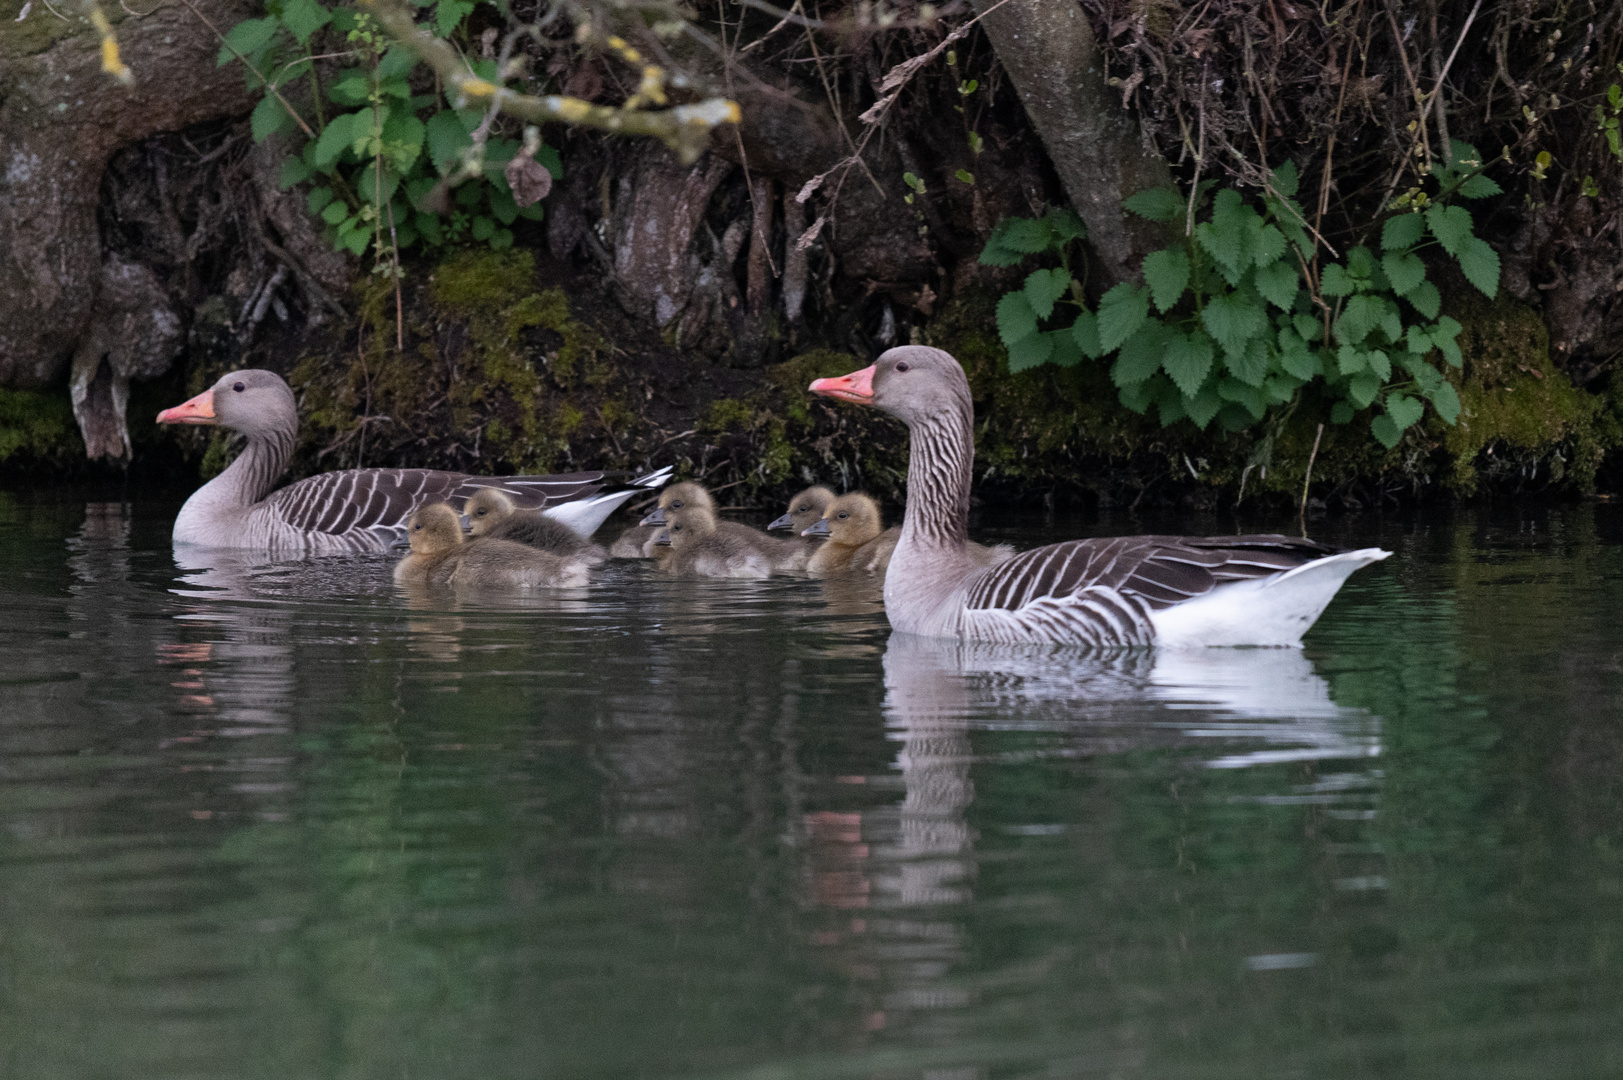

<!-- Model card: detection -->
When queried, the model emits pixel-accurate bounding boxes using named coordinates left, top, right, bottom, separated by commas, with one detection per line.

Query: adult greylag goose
left=641, top=481, right=806, bottom=571
left=653, top=503, right=773, bottom=579
left=808, top=346, right=1390, bottom=647
left=768, top=485, right=835, bottom=536
left=157, top=369, right=672, bottom=554
left=396, top=503, right=592, bottom=588
left=463, top=488, right=608, bottom=565
left=802, top=493, right=898, bottom=575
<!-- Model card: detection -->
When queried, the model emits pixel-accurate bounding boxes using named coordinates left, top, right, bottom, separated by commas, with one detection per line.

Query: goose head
left=653, top=503, right=718, bottom=551
left=464, top=488, right=517, bottom=537
left=406, top=502, right=464, bottom=556
left=808, top=346, right=970, bottom=427
left=640, top=481, right=715, bottom=527
left=769, top=485, right=835, bottom=532
left=156, top=369, right=298, bottom=439
left=803, top=493, right=884, bottom=545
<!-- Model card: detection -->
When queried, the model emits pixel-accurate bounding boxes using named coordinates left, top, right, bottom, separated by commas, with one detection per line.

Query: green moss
left=0, top=386, right=80, bottom=466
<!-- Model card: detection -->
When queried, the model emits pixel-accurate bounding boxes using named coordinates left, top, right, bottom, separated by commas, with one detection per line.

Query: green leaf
left=1097, top=283, right=1150, bottom=352
left=1407, top=280, right=1441, bottom=320
left=312, top=112, right=359, bottom=167
left=306, top=185, right=334, bottom=214
left=1162, top=330, right=1216, bottom=396
left=1124, top=187, right=1185, bottom=223
left=1200, top=290, right=1267, bottom=359
left=1047, top=329, right=1083, bottom=368
left=1278, top=332, right=1321, bottom=379
left=280, top=0, right=332, bottom=45
left=980, top=217, right=1052, bottom=266
left=1336, top=294, right=1384, bottom=345
left=1195, top=193, right=1249, bottom=281
left=1386, top=393, right=1424, bottom=431
left=1381, top=213, right=1426, bottom=251
left=1023, top=267, right=1071, bottom=320
left=471, top=215, right=496, bottom=241
left=1456, top=236, right=1500, bottom=299
left=1428, top=381, right=1462, bottom=424
left=251, top=95, right=292, bottom=142
left=1378, top=303, right=1403, bottom=346
left=1224, top=337, right=1270, bottom=387
left=381, top=112, right=425, bottom=170
left=354, top=161, right=400, bottom=208
left=1264, top=374, right=1300, bottom=403
left=435, top=0, right=477, bottom=34
left=1431, top=316, right=1464, bottom=367
left=1457, top=173, right=1503, bottom=199
left=996, top=292, right=1040, bottom=345
left=1371, top=413, right=1402, bottom=448
left=1330, top=401, right=1355, bottom=424
left=1158, top=390, right=1188, bottom=427
left=279, top=156, right=313, bottom=189
left=1112, top=320, right=1174, bottom=386
left=1320, top=263, right=1355, bottom=297
left=328, top=72, right=371, bottom=107
left=1044, top=208, right=1086, bottom=242
left=1425, top=203, right=1475, bottom=255
left=1186, top=384, right=1224, bottom=428
left=340, top=223, right=371, bottom=257
left=1293, top=313, right=1323, bottom=342
left=538, top=145, right=562, bottom=179
left=1006, top=332, right=1055, bottom=373
left=1248, top=223, right=1287, bottom=268
left=1271, top=160, right=1300, bottom=198
left=1366, top=349, right=1391, bottom=381
left=1337, top=344, right=1366, bottom=375
left=1254, top=260, right=1300, bottom=311
left=1118, top=378, right=1156, bottom=414
left=487, top=186, right=519, bottom=225
left=416, top=210, right=444, bottom=246
left=377, top=45, right=418, bottom=81
left=1071, top=310, right=1103, bottom=359
left=1345, top=245, right=1378, bottom=281
left=321, top=198, right=349, bottom=225
left=1382, top=251, right=1426, bottom=296
left=426, top=110, right=471, bottom=173
left=1141, top=248, right=1189, bottom=313
left=1347, top=372, right=1381, bottom=408
left=218, top=17, right=278, bottom=67
left=1217, top=377, right=1267, bottom=420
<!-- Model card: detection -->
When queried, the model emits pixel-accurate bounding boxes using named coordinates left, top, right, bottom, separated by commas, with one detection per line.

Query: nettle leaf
left=1457, top=173, right=1503, bottom=199
left=1141, top=248, right=1190, bottom=313
left=328, top=72, right=371, bottom=107
left=1224, top=336, right=1270, bottom=387
left=1264, top=374, right=1300, bottom=403
left=1254, top=260, right=1300, bottom=311
left=320, top=198, right=349, bottom=225
left=1048, top=329, right=1084, bottom=368
left=1293, top=313, right=1324, bottom=342
left=1271, top=160, right=1300, bottom=198
left=1378, top=302, right=1404, bottom=345
left=1044, top=208, right=1087, bottom=242
left=426, top=110, right=471, bottom=173
left=1425, top=203, right=1475, bottom=255
left=1162, top=330, right=1216, bottom=396
left=1456, top=236, right=1500, bottom=299
left=1320, top=263, right=1355, bottom=297
left=1331, top=401, right=1355, bottom=424
left=377, top=45, right=418, bottom=81
left=1401, top=353, right=1443, bottom=390
left=1381, top=213, right=1426, bottom=251
left=1072, top=310, right=1103, bottom=359
left=1382, top=251, right=1425, bottom=296
left=1389, top=393, right=1428, bottom=431
left=436, top=0, right=477, bottom=35
left=995, top=292, right=1040, bottom=345
left=1366, top=349, right=1391, bottom=381
left=1336, top=294, right=1384, bottom=345
left=280, top=0, right=332, bottom=45
left=1196, top=189, right=1251, bottom=279
left=1186, top=384, right=1224, bottom=428
left=1124, top=187, right=1185, bottom=223
left=980, top=217, right=1053, bottom=267
left=1431, top=316, right=1464, bottom=366
left=1278, top=331, right=1321, bottom=379
left=1158, top=389, right=1188, bottom=427
left=1200, top=290, right=1266, bottom=359
left=1371, top=413, right=1402, bottom=449
left=279, top=156, right=313, bottom=190
left=1248, top=223, right=1287, bottom=268
left=251, top=95, right=292, bottom=142
left=306, top=186, right=334, bottom=214
left=1218, top=378, right=1267, bottom=420
left=1111, top=320, right=1173, bottom=387
left=1405, top=325, right=1433, bottom=356
left=1347, top=372, right=1382, bottom=408
left=1006, top=332, right=1055, bottom=373
left=1097, top=283, right=1150, bottom=352
left=1429, top=381, right=1462, bottom=424
left=312, top=112, right=360, bottom=167
left=382, top=112, right=425, bottom=169
left=1023, top=267, right=1071, bottom=320
left=1407, top=280, right=1441, bottom=320
left=218, top=17, right=278, bottom=67
left=1119, top=378, right=1157, bottom=414
left=1337, top=344, right=1366, bottom=375
left=1345, top=245, right=1378, bottom=281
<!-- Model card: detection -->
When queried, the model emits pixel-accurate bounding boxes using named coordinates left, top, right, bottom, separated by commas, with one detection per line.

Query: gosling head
left=653, top=503, right=719, bottom=551
left=406, top=502, right=464, bottom=556
left=803, top=493, right=884, bottom=546
left=641, top=481, right=716, bottom=527
left=464, top=488, right=517, bottom=538
left=769, top=485, right=835, bottom=533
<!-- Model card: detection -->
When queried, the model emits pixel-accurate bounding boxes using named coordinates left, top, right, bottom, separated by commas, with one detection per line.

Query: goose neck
left=901, top=410, right=971, bottom=551
left=204, top=427, right=295, bottom=510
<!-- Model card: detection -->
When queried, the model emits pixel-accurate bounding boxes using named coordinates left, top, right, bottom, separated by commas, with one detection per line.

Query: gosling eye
left=475, top=509, right=487, bottom=517
left=673, top=524, right=683, bottom=532
left=797, top=504, right=809, bottom=512
left=894, top=361, right=910, bottom=373
left=413, top=523, right=422, bottom=531
left=232, top=381, right=246, bottom=392
left=671, top=500, right=685, bottom=509
left=837, top=511, right=850, bottom=520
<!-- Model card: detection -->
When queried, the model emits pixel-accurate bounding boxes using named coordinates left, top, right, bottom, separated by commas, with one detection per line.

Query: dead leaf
left=505, top=156, right=553, bottom=207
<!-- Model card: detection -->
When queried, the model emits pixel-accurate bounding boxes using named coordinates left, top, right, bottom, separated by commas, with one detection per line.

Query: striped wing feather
left=265, top=469, right=607, bottom=537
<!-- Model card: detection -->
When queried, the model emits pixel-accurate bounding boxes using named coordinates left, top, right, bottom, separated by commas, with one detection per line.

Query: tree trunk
left=971, top=0, right=1175, bottom=287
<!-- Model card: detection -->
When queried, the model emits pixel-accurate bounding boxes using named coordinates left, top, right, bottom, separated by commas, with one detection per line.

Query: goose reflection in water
left=806, top=631, right=1384, bottom=1035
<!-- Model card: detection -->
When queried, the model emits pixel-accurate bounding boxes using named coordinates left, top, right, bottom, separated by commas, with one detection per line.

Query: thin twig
left=1300, top=422, right=1324, bottom=524
left=175, top=0, right=316, bottom=138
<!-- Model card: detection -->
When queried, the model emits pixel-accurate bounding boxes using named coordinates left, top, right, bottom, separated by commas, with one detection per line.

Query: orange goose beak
left=809, top=365, right=875, bottom=405
left=157, top=388, right=217, bottom=425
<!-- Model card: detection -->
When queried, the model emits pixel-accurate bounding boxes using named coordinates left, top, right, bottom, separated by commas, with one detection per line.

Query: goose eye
left=894, top=361, right=910, bottom=373
left=671, top=500, right=685, bottom=509
left=413, top=523, right=422, bottom=531
left=232, top=381, right=246, bottom=392
left=475, top=509, right=486, bottom=516
left=837, top=511, right=849, bottom=519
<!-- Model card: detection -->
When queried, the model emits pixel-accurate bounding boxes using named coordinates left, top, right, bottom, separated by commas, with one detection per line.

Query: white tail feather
left=1148, top=547, right=1391, bottom=648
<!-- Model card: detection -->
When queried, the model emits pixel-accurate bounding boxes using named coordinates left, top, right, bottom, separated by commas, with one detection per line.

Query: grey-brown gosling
left=768, top=485, right=836, bottom=537
left=803, top=493, right=899, bottom=575
left=395, top=502, right=466, bottom=585
left=464, top=488, right=607, bottom=565
left=642, top=481, right=805, bottom=570
left=655, top=503, right=773, bottom=579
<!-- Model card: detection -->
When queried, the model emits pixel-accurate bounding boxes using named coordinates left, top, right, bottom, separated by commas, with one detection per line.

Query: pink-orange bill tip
left=808, top=365, right=875, bottom=404
left=156, top=389, right=217, bottom=425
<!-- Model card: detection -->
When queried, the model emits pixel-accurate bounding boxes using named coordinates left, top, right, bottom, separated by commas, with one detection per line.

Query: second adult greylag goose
left=157, top=369, right=671, bottom=554
left=464, top=488, right=608, bottom=565
left=808, top=346, right=1390, bottom=647
left=641, top=481, right=806, bottom=570
left=654, top=504, right=773, bottom=579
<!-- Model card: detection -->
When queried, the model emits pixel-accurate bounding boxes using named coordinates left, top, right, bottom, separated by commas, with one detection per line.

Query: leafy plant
left=984, top=142, right=1504, bottom=449
left=219, top=0, right=558, bottom=265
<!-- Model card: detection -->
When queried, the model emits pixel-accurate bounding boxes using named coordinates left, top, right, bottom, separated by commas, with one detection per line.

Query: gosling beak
left=640, top=506, right=667, bottom=527
left=459, top=514, right=473, bottom=533
left=156, top=387, right=218, bottom=425
left=802, top=519, right=831, bottom=539
left=809, top=365, right=875, bottom=405
left=389, top=535, right=411, bottom=553
left=767, top=512, right=795, bottom=531
left=654, top=528, right=673, bottom=546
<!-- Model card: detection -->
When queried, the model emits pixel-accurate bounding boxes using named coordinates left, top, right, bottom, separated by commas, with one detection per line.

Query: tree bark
left=970, top=0, right=1175, bottom=287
